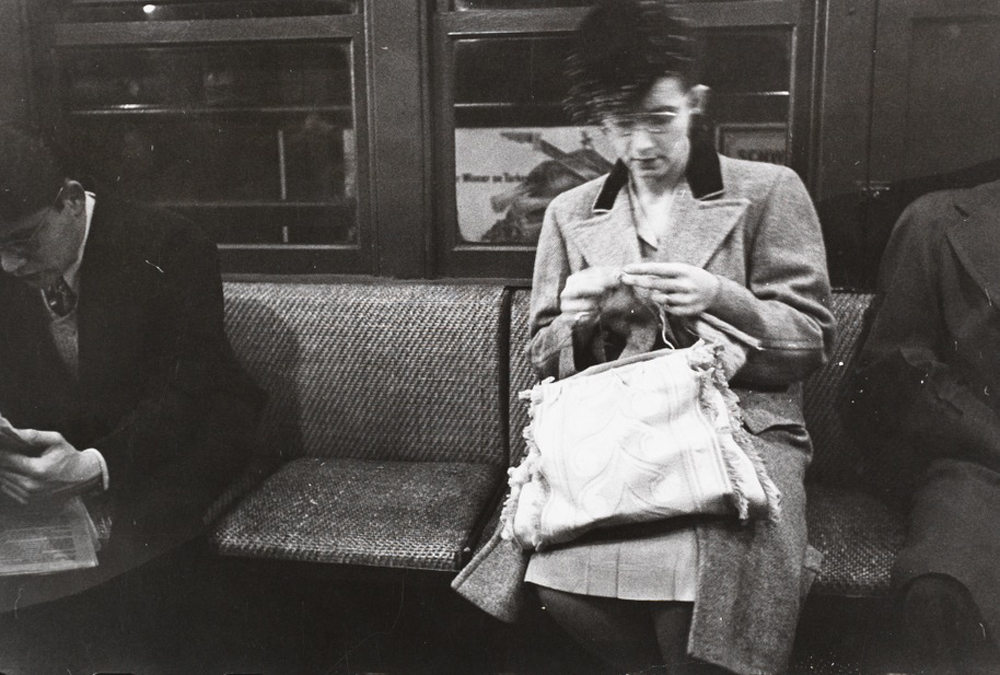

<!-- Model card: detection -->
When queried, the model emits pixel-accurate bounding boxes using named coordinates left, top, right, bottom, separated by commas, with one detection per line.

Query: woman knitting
left=519, top=2, right=835, bottom=673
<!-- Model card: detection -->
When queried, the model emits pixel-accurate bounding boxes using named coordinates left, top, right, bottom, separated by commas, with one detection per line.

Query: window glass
left=701, top=29, right=792, bottom=167
left=453, top=0, right=747, bottom=7
left=453, top=0, right=589, bottom=9
left=44, top=0, right=354, bottom=22
left=450, top=28, right=792, bottom=247
left=60, top=43, right=357, bottom=247
left=453, top=36, right=614, bottom=246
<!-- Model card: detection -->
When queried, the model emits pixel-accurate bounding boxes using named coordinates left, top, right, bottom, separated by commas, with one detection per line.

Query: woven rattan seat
left=508, top=291, right=533, bottom=468
left=804, top=292, right=874, bottom=488
left=212, top=457, right=504, bottom=570
left=801, top=292, right=906, bottom=596
left=807, top=484, right=905, bottom=596
left=209, top=282, right=509, bottom=572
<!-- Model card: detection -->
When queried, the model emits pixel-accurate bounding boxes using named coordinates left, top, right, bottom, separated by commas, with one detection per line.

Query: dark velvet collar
left=592, top=134, right=724, bottom=212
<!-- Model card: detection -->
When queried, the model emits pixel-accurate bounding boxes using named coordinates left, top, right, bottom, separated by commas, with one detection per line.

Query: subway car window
left=701, top=28, right=792, bottom=166
left=452, top=36, right=612, bottom=248
left=453, top=0, right=591, bottom=9
left=21, top=0, right=810, bottom=278
left=445, top=27, right=793, bottom=253
left=452, top=0, right=750, bottom=7
left=58, top=43, right=357, bottom=248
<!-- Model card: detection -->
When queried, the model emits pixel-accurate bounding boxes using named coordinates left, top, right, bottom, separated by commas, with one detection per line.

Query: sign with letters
left=716, top=123, right=788, bottom=166
left=454, top=127, right=613, bottom=245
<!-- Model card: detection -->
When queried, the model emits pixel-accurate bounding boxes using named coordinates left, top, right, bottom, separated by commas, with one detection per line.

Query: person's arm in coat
left=526, top=195, right=620, bottom=381
left=855, top=198, right=1000, bottom=470
left=0, top=210, right=262, bottom=517
left=706, top=167, right=835, bottom=388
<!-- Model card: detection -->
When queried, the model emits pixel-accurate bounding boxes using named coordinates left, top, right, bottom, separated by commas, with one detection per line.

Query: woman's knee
left=535, top=587, right=661, bottom=671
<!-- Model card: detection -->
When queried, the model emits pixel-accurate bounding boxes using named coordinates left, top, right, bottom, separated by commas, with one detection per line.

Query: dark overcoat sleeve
left=89, top=213, right=264, bottom=536
left=855, top=196, right=1000, bottom=470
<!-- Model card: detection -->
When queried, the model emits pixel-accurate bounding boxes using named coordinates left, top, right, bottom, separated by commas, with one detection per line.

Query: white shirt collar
left=63, top=192, right=95, bottom=295
left=628, top=181, right=678, bottom=250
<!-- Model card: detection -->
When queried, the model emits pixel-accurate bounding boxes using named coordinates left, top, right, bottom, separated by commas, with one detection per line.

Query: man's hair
left=0, top=124, right=66, bottom=222
left=564, top=0, right=699, bottom=125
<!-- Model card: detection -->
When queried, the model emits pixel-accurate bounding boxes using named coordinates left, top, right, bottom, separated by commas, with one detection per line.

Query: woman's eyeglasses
left=602, top=111, right=679, bottom=136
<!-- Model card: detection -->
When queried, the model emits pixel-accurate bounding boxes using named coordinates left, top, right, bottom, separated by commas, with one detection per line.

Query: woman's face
left=600, top=76, right=700, bottom=188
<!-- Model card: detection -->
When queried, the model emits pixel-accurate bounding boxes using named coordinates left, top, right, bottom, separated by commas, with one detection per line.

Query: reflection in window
left=453, top=0, right=589, bottom=9
left=454, top=37, right=570, bottom=123
left=453, top=0, right=746, bottom=7
left=58, top=43, right=356, bottom=246
left=62, top=45, right=351, bottom=110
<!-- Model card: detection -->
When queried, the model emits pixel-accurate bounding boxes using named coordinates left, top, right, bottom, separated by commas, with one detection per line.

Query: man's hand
left=621, top=262, right=721, bottom=317
left=0, top=429, right=102, bottom=505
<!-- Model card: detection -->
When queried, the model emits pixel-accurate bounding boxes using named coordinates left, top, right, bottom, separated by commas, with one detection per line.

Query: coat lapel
left=560, top=168, right=643, bottom=269
left=562, top=149, right=749, bottom=272
left=669, top=190, right=749, bottom=269
left=945, top=180, right=1000, bottom=305
left=0, top=278, right=80, bottom=427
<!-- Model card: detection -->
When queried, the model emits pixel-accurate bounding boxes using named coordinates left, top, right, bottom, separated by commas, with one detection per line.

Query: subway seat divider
left=209, top=282, right=905, bottom=598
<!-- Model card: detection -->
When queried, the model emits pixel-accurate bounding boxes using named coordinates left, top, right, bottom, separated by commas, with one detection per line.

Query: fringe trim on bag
left=739, top=422, right=783, bottom=522
left=719, top=438, right=752, bottom=522
left=499, top=385, right=550, bottom=551
left=690, top=343, right=783, bottom=523
left=690, top=346, right=750, bottom=522
left=719, top=439, right=752, bottom=522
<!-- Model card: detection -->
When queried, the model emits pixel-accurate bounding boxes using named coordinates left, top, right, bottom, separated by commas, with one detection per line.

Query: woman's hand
left=620, top=262, right=721, bottom=317
left=559, top=266, right=623, bottom=318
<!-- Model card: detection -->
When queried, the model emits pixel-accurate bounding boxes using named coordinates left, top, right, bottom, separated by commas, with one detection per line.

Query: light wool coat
left=454, top=144, right=834, bottom=675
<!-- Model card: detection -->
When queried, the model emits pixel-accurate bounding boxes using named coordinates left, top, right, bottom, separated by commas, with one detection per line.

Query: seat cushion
left=210, top=458, right=504, bottom=571
left=803, top=292, right=875, bottom=487
left=223, top=282, right=508, bottom=466
left=807, top=485, right=906, bottom=596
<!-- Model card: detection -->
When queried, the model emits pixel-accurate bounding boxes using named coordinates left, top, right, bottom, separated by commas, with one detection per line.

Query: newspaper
left=0, top=496, right=99, bottom=575
left=0, top=414, right=101, bottom=575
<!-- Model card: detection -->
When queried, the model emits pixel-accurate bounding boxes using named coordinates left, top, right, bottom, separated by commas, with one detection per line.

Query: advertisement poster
left=455, top=127, right=614, bottom=245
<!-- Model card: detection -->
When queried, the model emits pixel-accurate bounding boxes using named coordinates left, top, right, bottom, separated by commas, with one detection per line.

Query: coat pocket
left=739, top=403, right=806, bottom=435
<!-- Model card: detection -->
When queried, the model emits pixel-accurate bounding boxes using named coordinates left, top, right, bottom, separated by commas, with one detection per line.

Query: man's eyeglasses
left=0, top=188, right=65, bottom=257
left=0, top=212, right=51, bottom=258
left=602, top=111, right=679, bottom=136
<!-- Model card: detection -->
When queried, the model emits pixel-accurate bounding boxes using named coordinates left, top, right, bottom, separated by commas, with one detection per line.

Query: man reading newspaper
left=0, top=124, right=263, bottom=668
left=0, top=414, right=102, bottom=576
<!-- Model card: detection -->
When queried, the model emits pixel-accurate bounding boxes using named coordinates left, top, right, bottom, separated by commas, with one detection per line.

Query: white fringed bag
left=501, top=341, right=780, bottom=552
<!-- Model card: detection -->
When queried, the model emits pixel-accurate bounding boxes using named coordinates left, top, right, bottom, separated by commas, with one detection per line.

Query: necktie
left=45, top=276, right=77, bottom=317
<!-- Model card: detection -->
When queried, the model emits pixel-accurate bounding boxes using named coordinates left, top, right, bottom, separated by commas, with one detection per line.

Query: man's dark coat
left=0, top=199, right=263, bottom=606
left=855, top=178, right=1000, bottom=640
